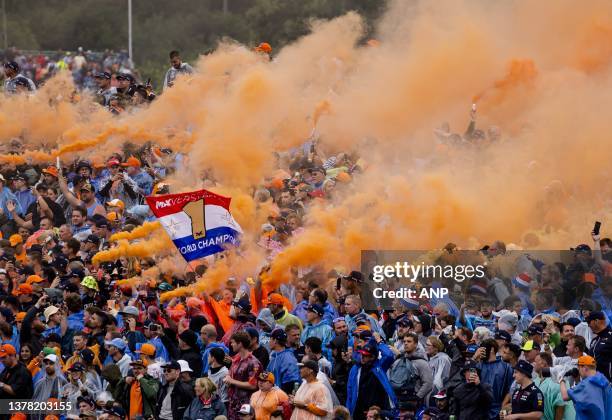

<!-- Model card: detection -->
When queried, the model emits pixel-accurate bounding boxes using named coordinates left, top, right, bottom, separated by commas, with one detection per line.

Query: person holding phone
left=451, top=360, right=493, bottom=420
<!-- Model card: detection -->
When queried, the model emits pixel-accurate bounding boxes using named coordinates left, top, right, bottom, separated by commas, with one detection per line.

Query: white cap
left=44, top=305, right=60, bottom=322
left=177, top=359, right=193, bottom=373
left=44, top=354, right=58, bottom=363
left=238, top=404, right=254, bottom=415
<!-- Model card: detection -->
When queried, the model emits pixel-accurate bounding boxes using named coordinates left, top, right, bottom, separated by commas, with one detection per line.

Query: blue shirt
left=202, top=342, right=229, bottom=374
left=267, top=348, right=300, bottom=387
left=14, top=189, right=36, bottom=215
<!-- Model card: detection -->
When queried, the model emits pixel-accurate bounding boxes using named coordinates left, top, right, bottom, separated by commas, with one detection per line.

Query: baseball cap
left=136, top=343, right=156, bottom=357
left=14, top=283, right=33, bottom=296
left=122, top=156, right=141, bottom=167
left=106, top=199, right=125, bottom=210
left=233, top=296, right=252, bottom=311
left=9, top=234, right=23, bottom=247
left=118, top=305, right=139, bottom=317
left=161, top=361, right=181, bottom=370
left=44, top=354, right=58, bottom=363
left=266, top=293, right=284, bottom=306
left=460, top=359, right=481, bottom=374
left=528, top=324, right=544, bottom=336
left=306, top=303, right=324, bottom=317
left=42, top=166, right=59, bottom=178
left=586, top=311, right=606, bottom=322
left=396, top=316, right=413, bottom=328
left=26, top=275, right=44, bottom=284
left=433, top=390, right=448, bottom=399
left=130, top=359, right=145, bottom=367
left=0, top=344, right=16, bottom=357
left=521, top=340, right=536, bottom=351
left=494, top=330, right=512, bottom=343
left=94, top=72, right=111, bottom=80
left=297, top=360, right=319, bottom=374
left=577, top=355, right=596, bottom=367
left=106, top=158, right=121, bottom=167
left=258, top=371, right=275, bottom=384
left=68, top=362, right=85, bottom=372
left=358, top=339, right=378, bottom=357
left=104, top=338, right=126, bottom=351
left=102, top=406, right=125, bottom=418
left=79, top=349, right=95, bottom=364
left=177, top=359, right=193, bottom=373
left=572, top=244, right=592, bottom=255
left=343, top=270, right=364, bottom=282
left=84, top=235, right=100, bottom=245
left=238, top=404, right=255, bottom=415
left=353, top=313, right=369, bottom=325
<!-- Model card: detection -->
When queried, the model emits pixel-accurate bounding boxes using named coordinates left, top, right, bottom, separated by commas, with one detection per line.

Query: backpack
left=388, top=355, right=419, bottom=401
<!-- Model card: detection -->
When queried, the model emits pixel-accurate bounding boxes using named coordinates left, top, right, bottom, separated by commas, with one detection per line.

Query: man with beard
left=163, top=50, right=194, bottom=91
left=33, top=354, right=67, bottom=408
left=93, top=71, right=116, bottom=106
left=347, top=338, right=398, bottom=420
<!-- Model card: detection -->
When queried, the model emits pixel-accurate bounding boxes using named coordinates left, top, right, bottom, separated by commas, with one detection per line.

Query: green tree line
left=2, top=0, right=386, bottom=86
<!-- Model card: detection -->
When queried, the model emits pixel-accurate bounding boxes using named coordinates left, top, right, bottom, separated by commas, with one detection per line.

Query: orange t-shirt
left=209, top=299, right=235, bottom=333
left=129, top=381, right=143, bottom=419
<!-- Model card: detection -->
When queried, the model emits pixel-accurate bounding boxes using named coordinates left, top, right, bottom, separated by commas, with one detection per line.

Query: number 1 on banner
left=184, top=199, right=206, bottom=239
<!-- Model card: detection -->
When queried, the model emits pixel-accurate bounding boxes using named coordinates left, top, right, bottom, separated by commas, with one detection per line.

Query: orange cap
left=122, top=156, right=141, bottom=167
left=255, top=42, right=272, bottom=54
left=15, top=312, right=26, bottom=322
left=42, top=166, right=59, bottom=178
left=13, top=283, right=33, bottom=296
left=10, top=414, right=27, bottom=420
left=136, top=343, right=156, bottom=357
left=577, top=355, right=596, bottom=366
left=0, top=343, right=16, bottom=357
left=186, top=297, right=202, bottom=309
left=266, top=293, right=284, bottom=305
left=106, top=199, right=125, bottom=210
left=26, top=275, right=44, bottom=284
left=335, top=172, right=351, bottom=183
left=9, top=234, right=22, bottom=247
left=583, top=273, right=596, bottom=285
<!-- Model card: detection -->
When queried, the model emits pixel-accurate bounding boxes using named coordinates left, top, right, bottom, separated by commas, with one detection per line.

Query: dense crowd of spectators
left=0, top=45, right=611, bottom=420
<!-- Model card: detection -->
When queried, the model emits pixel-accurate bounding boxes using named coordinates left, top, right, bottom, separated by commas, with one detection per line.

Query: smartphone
left=593, top=221, right=601, bottom=236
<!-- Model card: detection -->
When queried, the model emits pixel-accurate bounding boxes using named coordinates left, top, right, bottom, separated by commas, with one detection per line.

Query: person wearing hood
left=475, top=338, right=513, bottom=419
left=427, top=336, right=452, bottom=403
left=200, top=324, right=229, bottom=375
left=256, top=307, right=276, bottom=351
left=412, top=313, right=433, bottom=348
left=266, top=328, right=301, bottom=394
left=267, top=293, right=303, bottom=332
left=179, top=329, right=203, bottom=377
left=32, top=354, right=68, bottom=418
left=301, top=304, right=333, bottom=359
left=560, top=355, right=612, bottom=420
left=308, top=288, right=339, bottom=326
left=222, top=296, right=257, bottom=348
left=347, top=338, right=398, bottom=420
left=451, top=360, right=493, bottom=420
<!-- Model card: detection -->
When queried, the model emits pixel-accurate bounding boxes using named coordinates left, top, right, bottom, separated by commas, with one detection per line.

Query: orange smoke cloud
left=472, top=59, right=538, bottom=105
left=92, top=231, right=173, bottom=265
left=110, top=221, right=161, bottom=242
